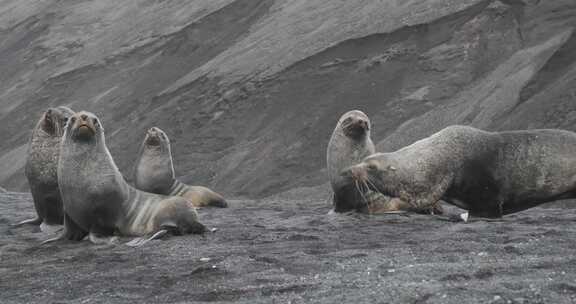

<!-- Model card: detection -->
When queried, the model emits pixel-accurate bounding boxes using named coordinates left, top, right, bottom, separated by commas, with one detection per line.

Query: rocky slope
left=0, top=0, right=575, bottom=197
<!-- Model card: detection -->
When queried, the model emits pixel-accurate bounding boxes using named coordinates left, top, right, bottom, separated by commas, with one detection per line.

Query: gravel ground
left=1, top=191, right=576, bottom=303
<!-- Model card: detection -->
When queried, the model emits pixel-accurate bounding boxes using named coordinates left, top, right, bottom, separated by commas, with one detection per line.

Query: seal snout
left=71, top=112, right=98, bottom=141
left=350, top=165, right=368, bottom=182
left=340, top=164, right=368, bottom=183
left=342, top=116, right=370, bottom=138
left=145, top=127, right=166, bottom=146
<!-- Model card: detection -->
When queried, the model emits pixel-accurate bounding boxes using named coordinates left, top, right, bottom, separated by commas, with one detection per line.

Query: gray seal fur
left=340, top=125, right=576, bottom=217
left=51, top=111, right=205, bottom=243
left=17, top=106, right=74, bottom=229
left=133, top=127, right=227, bottom=208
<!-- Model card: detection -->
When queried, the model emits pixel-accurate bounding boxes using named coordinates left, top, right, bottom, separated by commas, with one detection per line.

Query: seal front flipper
left=126, top=217, right=208, bottom=247
left=39, top=222, right=63, bottom=234
left=13, top=217, right=42, bottom=227
left=41, top=213, right=87, bottom=244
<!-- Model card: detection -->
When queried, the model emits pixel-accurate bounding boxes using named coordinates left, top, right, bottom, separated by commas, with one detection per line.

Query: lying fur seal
left=47, top=111, right=205, bottom=244
left=17, top=106, right=74, bottom=230
left=340, top=125, right=576, bottom=217
left=327, top=110, right=441, bottom=214
left=133, top=127, right=227, bottom=208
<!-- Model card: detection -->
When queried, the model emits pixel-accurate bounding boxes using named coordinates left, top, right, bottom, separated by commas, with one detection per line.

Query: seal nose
left=350, top=166, right=368, bottom=182
left=80, top=114, right=88, bottom=121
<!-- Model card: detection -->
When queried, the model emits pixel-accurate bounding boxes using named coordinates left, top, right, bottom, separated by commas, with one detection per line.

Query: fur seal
left=339, top=125, right=576, bottom=217
left=47, top=111, right=205, bottom=243
left=133, top=127, right=228, bottom=208
left=327, top=110, right=441, bottom=214
left=17, top=106, right=74, bottom=230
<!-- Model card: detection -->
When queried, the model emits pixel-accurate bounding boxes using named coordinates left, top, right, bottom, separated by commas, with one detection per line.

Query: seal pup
left=133, top=127, right=228, bottom=208
left=340, top=125, right=576, bottom=217
left=46, top=111, right=206, bottom=244
left=16, top=106, right=74, bottom=231
left=327, top=110, right=441, bottom=214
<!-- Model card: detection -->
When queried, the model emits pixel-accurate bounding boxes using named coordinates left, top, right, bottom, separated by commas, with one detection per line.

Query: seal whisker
left=354, top=180, right=368, bottom=204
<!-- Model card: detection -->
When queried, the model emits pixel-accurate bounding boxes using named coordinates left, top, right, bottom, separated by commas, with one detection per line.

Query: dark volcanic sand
left=1, top=191, right=576, bottom=303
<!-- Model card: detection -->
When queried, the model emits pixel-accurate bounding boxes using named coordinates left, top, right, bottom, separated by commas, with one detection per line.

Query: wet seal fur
left=340, top=125, right=576, bottom=217
left=17, top=106, right=74, bottom=230
left=327, top=110, right=442, bottom=214
left=134, top=127, right=228, bottom=208
left=47, top=111, right=205, bottom=244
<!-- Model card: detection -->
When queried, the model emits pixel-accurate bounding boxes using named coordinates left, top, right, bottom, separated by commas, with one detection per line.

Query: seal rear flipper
left=13, top=217, right=42, bottom=227
left=125, top=230, right=168, bottom=247
left=41, top=213, right=87, bottom=244
left=88, top=233, right=120, bottom=245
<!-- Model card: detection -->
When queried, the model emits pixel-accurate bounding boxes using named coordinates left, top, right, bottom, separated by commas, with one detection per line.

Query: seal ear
left=387, top=165, right=397, bottom=171
left=44, top=109, right=53, bottom=122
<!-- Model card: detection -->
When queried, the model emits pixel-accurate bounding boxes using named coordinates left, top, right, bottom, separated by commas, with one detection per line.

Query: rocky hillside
left=0, top=0, right=575, bottom=197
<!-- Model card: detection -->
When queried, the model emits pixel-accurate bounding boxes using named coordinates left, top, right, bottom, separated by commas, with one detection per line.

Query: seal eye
left=92, top=118, right=98, bottom=126
left=70, top=117, right=76, bottom=124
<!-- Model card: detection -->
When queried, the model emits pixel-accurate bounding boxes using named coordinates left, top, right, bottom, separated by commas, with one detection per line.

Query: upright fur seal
left=327, top=110, right=441, bottom=214
left=327, top=110, right=377, bottom=212
left=17, top=106, right=74, bottom=230
left=340, top=125, right=576, bottom=217
left=48, top=111, right=205, bottom=243
left=133, top=127, right=228, bottom=208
